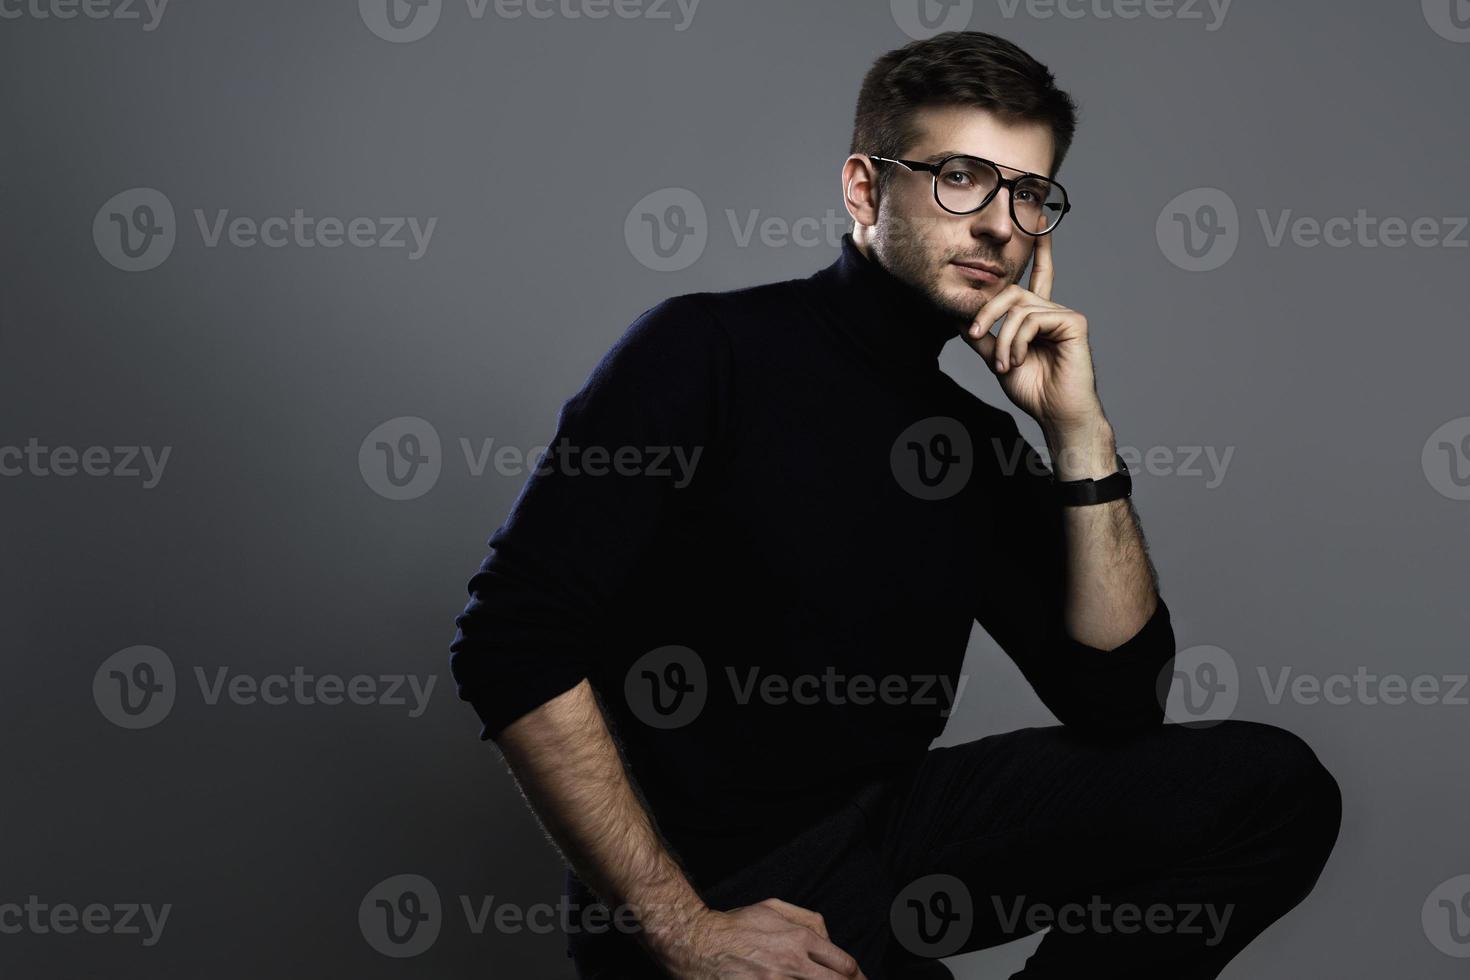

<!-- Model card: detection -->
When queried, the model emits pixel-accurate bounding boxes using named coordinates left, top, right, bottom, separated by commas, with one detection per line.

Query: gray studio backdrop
left=2, top=1, right=1467, bottom=977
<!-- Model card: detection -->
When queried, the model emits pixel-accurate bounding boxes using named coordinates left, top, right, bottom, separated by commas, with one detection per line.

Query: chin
left=935, top=283, right=990, bottom=320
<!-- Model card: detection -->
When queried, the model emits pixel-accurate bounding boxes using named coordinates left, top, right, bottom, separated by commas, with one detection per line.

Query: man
left=449, top=31, right=1340, bottom=979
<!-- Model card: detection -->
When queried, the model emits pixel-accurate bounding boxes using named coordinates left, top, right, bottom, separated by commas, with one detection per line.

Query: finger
left=1028, top=229, right=1054, bottom=302
left=1010, top=308, right=1070, bottom=366
left=994, top=305, right=1046, bottom=373
left=1011, top=311, right=1045, bottom=367
left=761, top=897, right=830, bottom=940
left=965, top=284, right=1026, bottom=344
left=801, top=936, right=865, bottom=978
left=971, top=331, right=999, bottom=372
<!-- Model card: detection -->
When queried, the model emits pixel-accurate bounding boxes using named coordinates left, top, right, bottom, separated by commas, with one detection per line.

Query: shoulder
left=629, top=275, right=809, bottom=353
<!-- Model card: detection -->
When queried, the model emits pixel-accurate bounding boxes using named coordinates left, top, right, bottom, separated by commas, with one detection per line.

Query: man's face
left=865, top=106, right=1057, bottom=323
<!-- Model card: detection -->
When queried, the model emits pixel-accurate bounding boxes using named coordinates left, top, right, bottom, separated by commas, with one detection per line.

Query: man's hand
left=961, top=230, right=1106, bottom=446
left=652, top=898, right=868, bottom=979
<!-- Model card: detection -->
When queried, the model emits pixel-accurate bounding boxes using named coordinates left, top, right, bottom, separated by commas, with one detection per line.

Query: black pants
left=567, top=720, right=1342, bottom=979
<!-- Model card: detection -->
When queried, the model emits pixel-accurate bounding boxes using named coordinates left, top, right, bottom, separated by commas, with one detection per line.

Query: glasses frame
left=867, top=152, right=1072, bottom=236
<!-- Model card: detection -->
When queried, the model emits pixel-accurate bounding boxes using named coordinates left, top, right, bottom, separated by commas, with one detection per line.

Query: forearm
left=1042, top=416, right=1159, bottom=650
left=494, top=679, right=707, bottom=966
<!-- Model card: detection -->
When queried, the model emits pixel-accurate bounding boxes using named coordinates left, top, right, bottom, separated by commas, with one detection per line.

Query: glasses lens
left=1012, top=176, right=1066, bottom=234
left=935, top=157, right=999, bottom=214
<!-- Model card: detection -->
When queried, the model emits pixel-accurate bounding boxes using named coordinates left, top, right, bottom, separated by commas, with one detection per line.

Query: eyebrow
left=920, top=148, right=1043, bottom=176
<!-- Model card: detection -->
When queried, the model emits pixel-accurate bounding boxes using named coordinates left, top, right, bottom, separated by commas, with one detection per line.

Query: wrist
left=1043, top=417, right=1117, bottom=481
left=637, top=895, right=714, bottom=966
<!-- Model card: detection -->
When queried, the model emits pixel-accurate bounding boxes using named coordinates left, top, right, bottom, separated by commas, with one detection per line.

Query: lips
left=952, top=259, right=1005, bottom=277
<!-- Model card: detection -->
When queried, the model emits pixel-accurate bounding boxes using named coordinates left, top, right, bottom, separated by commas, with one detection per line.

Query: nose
left=967, top=185, right=1015, bottom=243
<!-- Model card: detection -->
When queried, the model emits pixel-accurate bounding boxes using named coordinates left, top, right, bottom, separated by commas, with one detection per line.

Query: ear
left=841, top=154, right=881, bottom=227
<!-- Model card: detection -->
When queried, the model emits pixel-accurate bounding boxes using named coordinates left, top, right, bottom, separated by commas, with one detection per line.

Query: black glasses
left=868, top=153, right=1072, bottom=236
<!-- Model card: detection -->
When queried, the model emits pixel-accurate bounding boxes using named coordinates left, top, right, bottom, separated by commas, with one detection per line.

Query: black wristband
left=1052, top=453, right=1132, bottom=506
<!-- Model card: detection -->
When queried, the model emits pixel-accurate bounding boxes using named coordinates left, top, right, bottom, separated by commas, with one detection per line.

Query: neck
left=809, top=233, right=966, bottom=377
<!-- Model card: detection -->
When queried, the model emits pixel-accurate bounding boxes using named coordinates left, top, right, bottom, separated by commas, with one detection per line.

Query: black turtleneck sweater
left=449, top=233, right=1175, bottom=886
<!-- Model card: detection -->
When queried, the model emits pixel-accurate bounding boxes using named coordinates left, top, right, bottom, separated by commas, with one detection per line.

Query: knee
left=1219, top=720, right=1342, bottom=871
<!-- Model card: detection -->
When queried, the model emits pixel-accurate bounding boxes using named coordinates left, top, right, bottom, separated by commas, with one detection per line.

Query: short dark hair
left=849, top=31, right=1079, bottom=197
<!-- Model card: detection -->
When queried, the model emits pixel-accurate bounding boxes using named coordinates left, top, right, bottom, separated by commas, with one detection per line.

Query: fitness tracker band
left=1053, top=453, right=1132, bottom=507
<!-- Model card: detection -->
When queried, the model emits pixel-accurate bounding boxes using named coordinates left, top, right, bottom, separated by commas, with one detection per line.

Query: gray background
left=3, top=0, right=1468, bottom=976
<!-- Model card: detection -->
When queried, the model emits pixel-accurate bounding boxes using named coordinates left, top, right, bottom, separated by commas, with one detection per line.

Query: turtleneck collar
left=806, top=232, right=965, bottom=375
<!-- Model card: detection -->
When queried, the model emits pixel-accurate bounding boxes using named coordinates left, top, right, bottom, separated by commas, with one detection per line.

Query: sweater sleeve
left=974, top=415, right=1177, bottom=733
left=448, top=295, right=733, bottom=741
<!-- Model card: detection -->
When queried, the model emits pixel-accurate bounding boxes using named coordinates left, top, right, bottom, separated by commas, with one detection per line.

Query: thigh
left=878, top=720, right=1327, bottom=955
